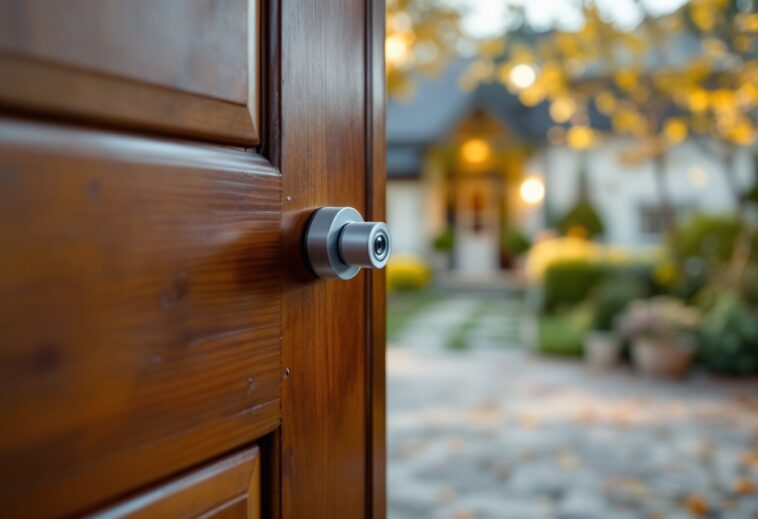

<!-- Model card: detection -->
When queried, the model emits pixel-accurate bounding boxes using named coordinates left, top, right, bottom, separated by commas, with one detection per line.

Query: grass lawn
left=536, top=307, right=591, bottom=356
left=387, top=290, right=443, bottom=341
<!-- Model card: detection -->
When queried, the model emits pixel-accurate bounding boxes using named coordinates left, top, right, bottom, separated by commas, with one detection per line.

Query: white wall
left=387, top=181, right=427, bottom=255
left=526, top=138, right=754, bottom=247
left=388, top=137, right=754, bottom=267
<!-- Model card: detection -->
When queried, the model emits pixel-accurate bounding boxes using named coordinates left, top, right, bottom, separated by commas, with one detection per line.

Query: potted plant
left=584, top=279, right=642, bottom=369
left=430, top=227, right=454, bottom=272
left=617, top=297, right=701, bottom=378
left=501, top=227, right=531, bottom=269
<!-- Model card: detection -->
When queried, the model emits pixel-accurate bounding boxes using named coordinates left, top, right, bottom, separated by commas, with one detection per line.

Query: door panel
left=0, top=0, right=259, bottom=144
left=0, top=120, right=279, bottom=518
left=278, top=0, right=381, bottom=517
left=89, top=447, right=260, bottom=519
left=0, top=0, right=386, bottom=517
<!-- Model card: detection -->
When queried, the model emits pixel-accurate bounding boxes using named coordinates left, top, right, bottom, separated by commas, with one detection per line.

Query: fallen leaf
left=683, top=494, right=709, bottom=516
left=741, top=450, right=758, bottom=467
left=734, top=477, right=756, bottom=495
left=449, top=437, right=465, bottom=453
left=437, top=487, right=457, bottom=503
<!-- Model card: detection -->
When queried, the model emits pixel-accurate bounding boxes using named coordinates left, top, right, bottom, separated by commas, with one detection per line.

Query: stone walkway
left=388, top=295, right=758, bottom=519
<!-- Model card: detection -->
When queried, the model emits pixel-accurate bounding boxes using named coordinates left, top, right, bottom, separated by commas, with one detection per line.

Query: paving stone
left=556, top=489, right=610, bottom=518
left=387, top=293, right=758, bottom=519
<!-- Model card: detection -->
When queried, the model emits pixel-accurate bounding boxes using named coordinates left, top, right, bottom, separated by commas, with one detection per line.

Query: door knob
left=305, top=207, right=392, bottom=280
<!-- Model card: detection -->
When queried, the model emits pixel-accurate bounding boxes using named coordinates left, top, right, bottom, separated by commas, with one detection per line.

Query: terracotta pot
left=632, top=337, right=695, bottom=378
left=584, top=331, right=621, bottom=369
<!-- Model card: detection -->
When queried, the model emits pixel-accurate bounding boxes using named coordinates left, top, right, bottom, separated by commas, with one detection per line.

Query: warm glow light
left=509, top=64, right=537, bottom=90
left=689, top=167, right=708, bottom=187
left=520, top=177, right=545, bottom=205
left=461, top=138, right=491, bottom=164
left=386, top=33, right=412, bottom=68
left=567, top=125, right=595, bottom=150
left=549, top=97, right=576, bottom=123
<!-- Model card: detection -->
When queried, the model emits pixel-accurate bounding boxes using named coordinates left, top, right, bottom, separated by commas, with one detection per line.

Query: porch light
left=520, top=177, right=545, bottom=205
left=461, top=138, right=491, bottom=164
left=509, top=63, right=537, bottom=90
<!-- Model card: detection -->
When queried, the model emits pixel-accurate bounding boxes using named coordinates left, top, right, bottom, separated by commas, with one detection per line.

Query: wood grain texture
left=0, top=119, right=280, bottom=518
left=366, top=1, right=387, bottom=517
left=0, top=0, right=259, bottom=145
left=278, top=0, right=369, bottom=517
left=88, top=446, right=261, bottom=519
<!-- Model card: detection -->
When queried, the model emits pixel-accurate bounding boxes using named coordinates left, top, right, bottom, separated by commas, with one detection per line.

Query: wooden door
left=0, top=1, right=386, bottom=518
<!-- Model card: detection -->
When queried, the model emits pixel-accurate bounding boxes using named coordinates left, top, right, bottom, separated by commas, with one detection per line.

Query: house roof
left=388, top=60, right=537, bottom=179
left=386, top=19, right=712, bottom=180
left=386, top=59, right=571, bottom=179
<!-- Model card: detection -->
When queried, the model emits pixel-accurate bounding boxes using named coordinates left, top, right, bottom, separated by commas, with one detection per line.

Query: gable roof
left=387, top=59, right=568, bottom=178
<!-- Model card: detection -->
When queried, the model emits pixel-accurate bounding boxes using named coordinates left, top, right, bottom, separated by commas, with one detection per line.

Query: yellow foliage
left=525, top=236, right=600, bottom=281
left=524, top=236, right=638, bottom=281
left=459, top=60, right=494, bottom=91
left=710, top=89, right=737, bottom=112
left=702, top=37, right=727, bottom=57
left=549, top=97, right=576, bottom=123
left=595, top=91, right=617, bottom=115
left=387, top=254, right=431, bottom=293
left=727, top=121, right=754, bottom=145
left=518, top=85, right=545, bottom=107
left=631, top=86, right=650, bottom=104
left=654, top=260, right=679, bottom=288
left=613, top=70, right=638, bottom=91
left=567, top=125, right=595, bottom=151
left=664, top=118, right=689, bottom=144
left=691, top=4, right=717, bottom=33
left=611, top=104, right=654, bottom=139
left=687, top=89, right=709, bottom=112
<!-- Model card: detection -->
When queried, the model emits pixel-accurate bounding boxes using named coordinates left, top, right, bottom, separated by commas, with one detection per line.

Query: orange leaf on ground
left=683, top=495, right=709, bottom=516
left=741, top=450, right=758, bottom=467
left=734, top=477, right=756, bottom=495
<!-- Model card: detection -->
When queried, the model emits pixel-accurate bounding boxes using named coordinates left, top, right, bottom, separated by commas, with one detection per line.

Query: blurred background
left=384, top=0, right=758, bottom=517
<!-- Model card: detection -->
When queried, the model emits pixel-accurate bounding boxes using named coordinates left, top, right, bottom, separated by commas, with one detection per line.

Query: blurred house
left=387, top=59, right=755, bottom=274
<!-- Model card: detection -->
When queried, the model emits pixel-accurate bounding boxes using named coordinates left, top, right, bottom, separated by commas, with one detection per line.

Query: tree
left=386, top=0, right=467, bottom=99
left=466, top=1, right=755, bottom=226
left=463, top=0, right=757, bottom=285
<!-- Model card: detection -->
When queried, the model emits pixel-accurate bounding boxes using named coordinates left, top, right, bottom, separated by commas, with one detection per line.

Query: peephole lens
left=373, top=233, right=387, bottom=258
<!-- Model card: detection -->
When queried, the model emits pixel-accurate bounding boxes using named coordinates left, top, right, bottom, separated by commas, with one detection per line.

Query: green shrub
left=744, top=176, right=758, bottom=205
left=590, top=279, right=645, bottom=331
left=502, top=227, right=531, bottom=258
left=557, top=201, right=605, bottom=238
left=432, top=228, right=454, bottom=252
left=669, top=214, right=742, bottom=266
left=543, top=259, right=605, bottom=312
left=699, top=292, right=758, bottom=374
left=667, top=214, right=758, bottom=300
left=537, top=307, right=591, bottom=356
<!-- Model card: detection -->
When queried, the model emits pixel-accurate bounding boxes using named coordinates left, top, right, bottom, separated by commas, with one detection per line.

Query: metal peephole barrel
left=305, top=207, right=392, bottom=280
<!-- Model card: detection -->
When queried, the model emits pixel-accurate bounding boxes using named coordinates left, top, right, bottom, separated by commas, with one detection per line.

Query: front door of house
left=0, top=1, right=386, bottom=517
left=454, top=177, right=500, bottom=274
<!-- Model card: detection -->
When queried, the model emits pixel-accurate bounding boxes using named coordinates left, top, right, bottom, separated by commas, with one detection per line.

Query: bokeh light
left=520, top=177, right=545, bottom=205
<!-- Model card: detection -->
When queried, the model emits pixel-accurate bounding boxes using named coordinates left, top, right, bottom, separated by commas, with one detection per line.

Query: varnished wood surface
left=0, top=0, right=259, bottom=144
left=0, top=119, right=280, bottom=518
left=278, top=0, right=370, bottom=517
left=366, top=1, right=387, bottom=517
left=89, top=446, right=261, bottom=519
